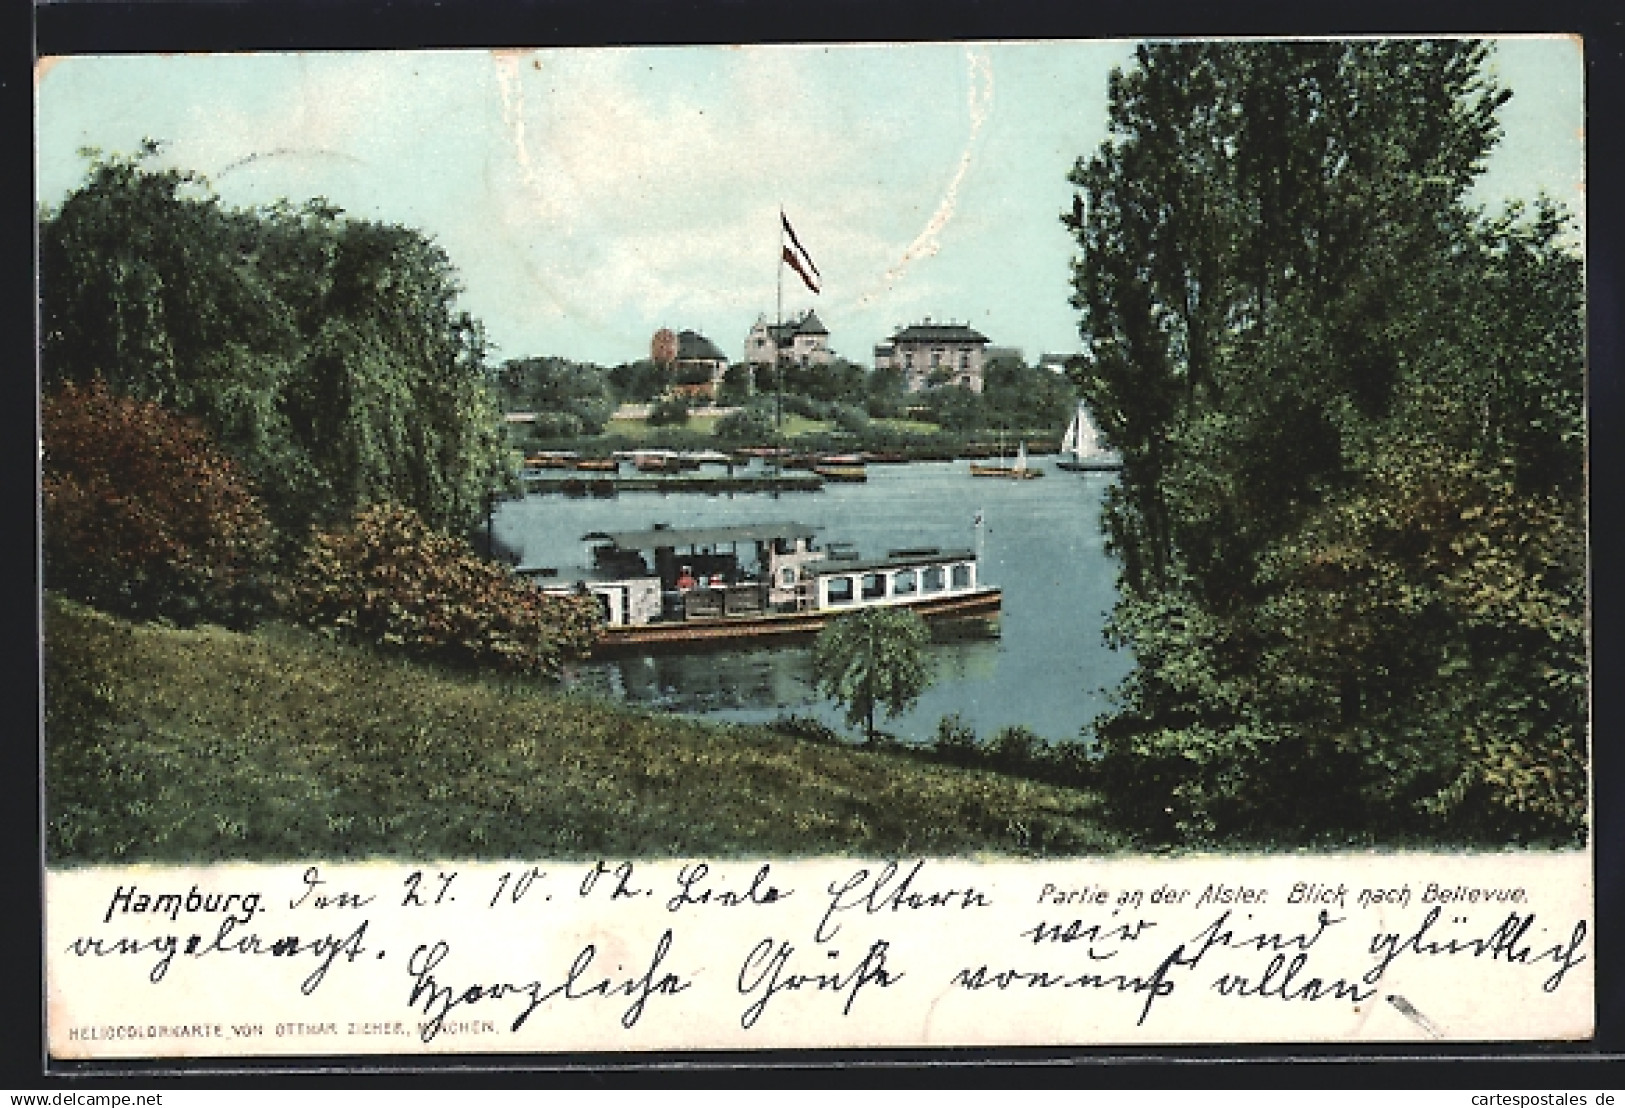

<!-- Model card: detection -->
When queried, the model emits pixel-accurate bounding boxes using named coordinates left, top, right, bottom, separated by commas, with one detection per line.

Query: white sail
left=1076, top=405, right=1098, bottom=457
left=1058, top=401, right=1120, bottom=469
left=1060, top=409, right=1079, bottom=457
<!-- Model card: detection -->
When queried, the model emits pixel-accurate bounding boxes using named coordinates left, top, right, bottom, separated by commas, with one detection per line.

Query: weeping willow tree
left=40, top=141, right=507, bottom=545
left=1065, top=42, right=1586, bottom=845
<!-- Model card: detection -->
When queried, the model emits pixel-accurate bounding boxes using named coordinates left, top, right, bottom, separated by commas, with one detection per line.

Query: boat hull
left=812, top=465, right=868, bottom=482
left=590, top=587, right=1002, bottom=655
left=1055, top=459, right=1122, bottom=472
left=969, top=464, right=1042, bottom=478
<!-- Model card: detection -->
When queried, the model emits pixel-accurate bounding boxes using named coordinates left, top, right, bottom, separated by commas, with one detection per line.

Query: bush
left=778, top=394, right=826, bottom=421
left=714, top=407, right=776, bottom=444
left=527, top=412, right=586, bottom=440
left=988, top=724, right=1043, bottom=775
left=866, top=395, right=905, bottom=420
left=647, top=397, right=691, bottom=427
left=931, top=714, right=980, bottom=766
left=43, top=380, right=276, bottom=627
left=831, top=403, right=871, bottom=435
left=290, top=503, right=600, bottom=677
left=767, top=714, right=845, bottom=746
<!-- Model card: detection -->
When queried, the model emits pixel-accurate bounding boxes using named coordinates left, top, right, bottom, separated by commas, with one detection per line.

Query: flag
left=781, top=211, right=821, bottom=294
left=782, top=246, right=820, bottom=295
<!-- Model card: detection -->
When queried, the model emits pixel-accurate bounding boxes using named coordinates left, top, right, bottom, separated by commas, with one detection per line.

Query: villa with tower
left=744, top=310, right=832, bottom=369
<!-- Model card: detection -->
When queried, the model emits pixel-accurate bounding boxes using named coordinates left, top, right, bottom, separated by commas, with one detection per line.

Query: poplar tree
left=1064, top=42, right=1586, bottom=843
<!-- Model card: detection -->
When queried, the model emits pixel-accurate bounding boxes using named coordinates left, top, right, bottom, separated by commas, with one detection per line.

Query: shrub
left=777, top=394, right=826, bottom=421
left=767, top=714, right=844, bottom=746
left=527, top=412, right=586, bottom=440
left=647, top=397, right=691, bottom=427
left=988, top=724, right=1043, bottom=775
left=290, top=503, right=600, bottom=677
left=931, top=714, right=980, bottom=766
left=714, top=407, right=775, bottom=444
left=43, top=380, right=276, bottom=627
left=831, top=403, right=871, bottom=434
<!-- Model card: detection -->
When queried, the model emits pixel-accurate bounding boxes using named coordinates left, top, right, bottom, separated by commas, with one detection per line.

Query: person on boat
left=677, top=566, right=698, bottom=591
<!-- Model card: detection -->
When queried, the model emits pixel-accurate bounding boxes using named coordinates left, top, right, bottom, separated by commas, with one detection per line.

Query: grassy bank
left=44, top=597, right=1123, bottom=864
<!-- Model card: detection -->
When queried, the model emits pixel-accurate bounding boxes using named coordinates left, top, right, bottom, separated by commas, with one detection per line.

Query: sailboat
left=1055, top=401, right=1122, bottom=472
left=970, top=437, right=1043, bottom=479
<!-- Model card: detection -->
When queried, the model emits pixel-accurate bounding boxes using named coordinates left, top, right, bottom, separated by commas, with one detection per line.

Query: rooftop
left=807, top=548, right=980, bottom=576
left=677, top=330, right=728, bottom=362
left=890, top=320, right=990, bottom=344
left=584, top=522, right=821, bottom=550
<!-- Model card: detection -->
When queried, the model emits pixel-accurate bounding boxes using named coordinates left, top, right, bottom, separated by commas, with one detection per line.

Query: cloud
left=475, top=44, right=991, bottom=352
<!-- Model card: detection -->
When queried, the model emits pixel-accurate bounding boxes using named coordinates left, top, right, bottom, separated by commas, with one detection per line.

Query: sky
left=35, top=37, right=1584, bottom=369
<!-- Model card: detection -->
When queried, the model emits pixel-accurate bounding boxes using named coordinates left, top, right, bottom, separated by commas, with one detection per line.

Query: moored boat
left=1055, top=401, right=1122, bottom=472
left=524, top=450, right=578, bottom=470
left=811, top=455, right=868, bottom=482
left=812, top=465, right=868, bottom=482
left=969, top=440, right=1043, bottom=479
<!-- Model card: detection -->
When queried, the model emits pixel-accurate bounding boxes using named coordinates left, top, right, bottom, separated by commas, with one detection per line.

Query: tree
left=39, top=144, right=507, bottom=543
left=495, top=357, right=615, bottom=436
left=714, top=406, right=775, bottom=444
left=1066, top=42, right=1586, bottom=844
left=812, top=609, right=933, bottom=742
left=608, top=359, right=670, bottom=402
left=718, top=363, right=755, bottom=406
left=929, top=386, right=985, bottom=433
left=983, top=359, right=1077, bottom=433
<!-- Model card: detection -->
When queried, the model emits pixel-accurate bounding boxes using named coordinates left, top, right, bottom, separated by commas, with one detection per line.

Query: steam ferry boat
left=538, top=521, right=1001, bottom=653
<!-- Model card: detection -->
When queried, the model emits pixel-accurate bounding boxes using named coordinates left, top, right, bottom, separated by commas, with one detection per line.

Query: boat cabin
left=805, top=549, right=979, bottom=611
left=579, top=522, right=825, bottom=625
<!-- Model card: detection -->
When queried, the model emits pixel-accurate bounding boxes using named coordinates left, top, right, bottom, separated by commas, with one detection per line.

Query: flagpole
left=776, top=206, right=785, bottom=432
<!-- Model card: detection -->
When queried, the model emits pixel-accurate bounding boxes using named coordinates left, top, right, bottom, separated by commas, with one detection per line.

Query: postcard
left=36, top=36, right=1592, bottom=1063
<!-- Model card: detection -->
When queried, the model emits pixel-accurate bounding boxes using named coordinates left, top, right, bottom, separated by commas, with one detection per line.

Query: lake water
left=493, top=460, right=1130, bottom=745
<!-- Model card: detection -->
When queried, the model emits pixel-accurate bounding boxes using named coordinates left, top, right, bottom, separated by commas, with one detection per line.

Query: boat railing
left=680, top=582, right=770, bottom=621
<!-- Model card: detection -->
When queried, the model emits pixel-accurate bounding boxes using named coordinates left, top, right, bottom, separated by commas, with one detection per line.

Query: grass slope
left=44, top=598, right=1123, bottom=864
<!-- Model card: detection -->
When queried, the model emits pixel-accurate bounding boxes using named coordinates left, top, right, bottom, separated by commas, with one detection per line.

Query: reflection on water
left=568, top=647, right=816, bottom=714
left=498, top=460, right=1131, bottom=745
left=563, top=634, right=1005, bottom=726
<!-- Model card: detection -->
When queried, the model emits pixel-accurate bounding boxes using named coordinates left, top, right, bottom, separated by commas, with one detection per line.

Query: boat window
left=861, top=573, right=887, bottom=600
left=892, top=570, right=917, bottom=595
left=923, top=566, right=946, bottom=593
left=780, top=567, right=796, bottom=587
left=827, top=576, right=855, bottom=604
left=952, top=563, right=972, bottom=589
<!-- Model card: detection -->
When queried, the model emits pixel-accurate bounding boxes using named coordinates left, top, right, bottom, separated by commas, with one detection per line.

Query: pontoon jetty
left=536, top=521, right=1001, bottom=653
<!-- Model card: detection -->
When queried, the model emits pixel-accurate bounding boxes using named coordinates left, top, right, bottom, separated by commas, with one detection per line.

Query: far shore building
left=873, top=319, right=991, bottom=393
left=745, top=310, right=832, bottom=369
left=669, top=329, right=731, bottom=401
